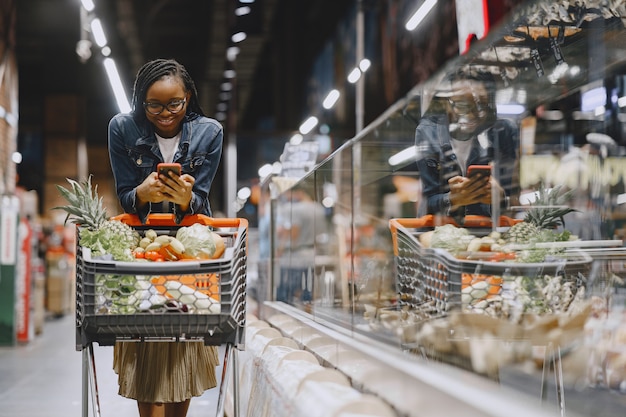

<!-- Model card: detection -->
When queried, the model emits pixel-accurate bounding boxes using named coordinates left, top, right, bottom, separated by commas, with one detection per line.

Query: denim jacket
left=415, top=113, right=519, bottom=219
left=108, top=112, right=223, bottom=224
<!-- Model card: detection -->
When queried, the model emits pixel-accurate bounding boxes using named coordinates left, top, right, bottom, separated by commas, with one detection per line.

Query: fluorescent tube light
left=299, top=116, right=318, bottom=135
left=388, top=146, right=418, bottom=166
left=103, top=58, right=131, bottom=113
left=81, top=0, right=95, bottom=12
left=290, top=134, right=303, bottom=145
left=347, top=67, right=361, bottom=83
left=231, top=32, right=247, bottom=43
left=405, top=0, right=438, bottom=31
left=90, top=18, right=107, bottom=47
left=359, top=59, right=371, bottom=72
left=235, top=6, right=251, bottom=16
left=322, top=89, right=340, bottom=109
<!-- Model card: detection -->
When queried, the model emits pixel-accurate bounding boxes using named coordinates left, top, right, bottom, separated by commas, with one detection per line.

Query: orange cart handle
left=110, top=213, right=248, bottom=229
left=390, top=215, right=520, bottom=230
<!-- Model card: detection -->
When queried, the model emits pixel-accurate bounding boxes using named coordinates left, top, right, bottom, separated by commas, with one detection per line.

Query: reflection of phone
left=467, top=165, right=491, bottom=179
left=157, top=163, right=181, bottom=178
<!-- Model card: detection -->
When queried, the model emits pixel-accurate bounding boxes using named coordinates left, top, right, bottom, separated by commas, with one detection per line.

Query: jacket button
left=136, top=159, right=142, bottom=165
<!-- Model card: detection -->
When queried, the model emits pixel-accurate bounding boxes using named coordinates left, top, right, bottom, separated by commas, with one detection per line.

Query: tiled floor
left=0, top=313, right=223, bottom=417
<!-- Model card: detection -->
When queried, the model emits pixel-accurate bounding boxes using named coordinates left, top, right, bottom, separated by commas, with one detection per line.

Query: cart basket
left=75, top=214, right=248, bottom=351
left=389, top=215, right=592, bottom=318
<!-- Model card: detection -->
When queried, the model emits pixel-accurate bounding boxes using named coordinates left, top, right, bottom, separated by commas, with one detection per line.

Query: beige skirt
left=113, top=341, right=219, bottom=403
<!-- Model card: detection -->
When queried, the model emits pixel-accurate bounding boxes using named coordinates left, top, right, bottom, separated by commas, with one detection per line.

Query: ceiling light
left=237, top=187, right=251, bottom=200
left=388, top=146, right=417, bottom=166
left=405, top=0, right=438, bottom=31
left=347, top=67, right=361, bottom=83
left=235, top=6, right=251, bottom=16
left=227, top=46, right=240, bottom=61
left=224, top=69, right=236, bottom=79
left=221, top=82, right=233, bottom=91
left=290, top=134, right=303, bottom=145
left=258, top=163, right=273, bottom=179
left=103, top=58, right=131, bottom=113
left=299, top=117, right=318, bottom=135
left=322, top=89, right=340, bottom=109
left=90, top=18, right=107, bottom=47
left=219, top=92, right=232, bottom=101
left=80, top=0, right=95, bottom=12
left=239, top=0, right=255, bottom=3
left=101, top=46, right=111, bottom=56
left=618, top=96, right=626, bottom=108
left=231, top=32, right=247, bottom=43
left=359, top=59, right=371, bottom=72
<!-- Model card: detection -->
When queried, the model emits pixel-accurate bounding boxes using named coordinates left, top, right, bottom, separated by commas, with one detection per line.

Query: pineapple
left=53, top=175, right=140, bottom=260
left=506, top=184, right=577, bottom=244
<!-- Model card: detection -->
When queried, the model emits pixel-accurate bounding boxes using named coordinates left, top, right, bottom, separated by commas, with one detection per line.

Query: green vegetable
left=430, top=224, right=471, bottom=253
left=175, top=224, right=217, bottom=259
left=80, top=227, right=135, bottom=261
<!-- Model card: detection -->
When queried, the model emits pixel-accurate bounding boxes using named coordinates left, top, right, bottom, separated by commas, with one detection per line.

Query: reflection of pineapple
left=53, top=176, right=140, bottom=260
left=506, top=185, right=577, bottom=243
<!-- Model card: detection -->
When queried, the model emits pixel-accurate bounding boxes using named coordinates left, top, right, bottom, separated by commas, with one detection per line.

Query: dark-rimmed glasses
left=143, top=99, right=186, bottom=115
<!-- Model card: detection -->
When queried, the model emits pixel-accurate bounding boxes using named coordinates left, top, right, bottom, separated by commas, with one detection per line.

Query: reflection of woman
left=108, top=59, right=222, bottom=417
left=415, top=75, right=519, bottom=220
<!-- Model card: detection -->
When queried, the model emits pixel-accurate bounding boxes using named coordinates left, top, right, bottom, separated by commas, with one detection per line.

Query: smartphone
left=467, top=165, right=491, bottom=180
left=157, top=162, right=181, bottom=179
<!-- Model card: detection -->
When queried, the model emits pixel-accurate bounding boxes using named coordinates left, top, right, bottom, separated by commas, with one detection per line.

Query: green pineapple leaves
left=524, top=184, right=578, bottom=229
left=52, top=175, right=108, bottom=230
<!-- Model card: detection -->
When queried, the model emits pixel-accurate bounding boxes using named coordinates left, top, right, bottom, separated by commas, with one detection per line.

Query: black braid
left=130, top=58, right=206, bottom=124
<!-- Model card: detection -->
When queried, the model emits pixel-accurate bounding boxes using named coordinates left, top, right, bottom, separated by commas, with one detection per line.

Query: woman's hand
left=158, top=172, right=195, bottom=212
left=135, top=172, right=195, bottom=212
left=135, top=172, right=164, bottom=207
left=448, top=175, right=499, bottom=208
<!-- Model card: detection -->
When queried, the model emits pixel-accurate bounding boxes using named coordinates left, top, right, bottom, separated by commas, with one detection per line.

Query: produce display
left=54, top=176, right=225, bottom=314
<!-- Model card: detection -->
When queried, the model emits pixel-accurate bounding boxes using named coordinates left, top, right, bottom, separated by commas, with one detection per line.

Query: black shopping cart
left=75, top=213, right=248, bottom=417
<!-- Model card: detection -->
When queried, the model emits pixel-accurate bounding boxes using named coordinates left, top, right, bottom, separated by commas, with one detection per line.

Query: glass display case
left=259, top=1, right=626, bottom=415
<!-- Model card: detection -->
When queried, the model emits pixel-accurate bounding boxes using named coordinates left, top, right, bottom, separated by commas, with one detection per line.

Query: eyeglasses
left=143, top=99, right=186, bottom=115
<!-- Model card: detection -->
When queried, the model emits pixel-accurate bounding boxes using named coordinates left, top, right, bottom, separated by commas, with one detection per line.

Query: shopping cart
left=75, top=213, right=248, bottom=417
left=389, top=215, right=592, bottom=316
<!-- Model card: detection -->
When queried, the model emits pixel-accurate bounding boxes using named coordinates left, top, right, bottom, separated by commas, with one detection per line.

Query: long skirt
left=113, top=341, right=219, bottom=403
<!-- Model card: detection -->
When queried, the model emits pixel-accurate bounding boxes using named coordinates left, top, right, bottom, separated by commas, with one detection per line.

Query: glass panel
left=266, top=2, right=626, bottom=414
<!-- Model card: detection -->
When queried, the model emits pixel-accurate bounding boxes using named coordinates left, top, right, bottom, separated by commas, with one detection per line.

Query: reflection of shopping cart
left=75, top=214, right=248, bottom=417
left=389, top=216, right=592, bottom=411
left=389, top=215, right=596, bottom=413
left=389, top=215, right=592, bottom=318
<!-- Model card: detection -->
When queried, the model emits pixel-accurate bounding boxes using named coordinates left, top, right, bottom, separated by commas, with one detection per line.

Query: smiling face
left=144, top=75, right=190, bottom=138
left=447, top=81, right=490, bottom=137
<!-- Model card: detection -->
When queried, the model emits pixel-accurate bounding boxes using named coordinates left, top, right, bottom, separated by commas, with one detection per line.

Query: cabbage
left=430, top=224, right=471, bottom=253
left=175, top=224, right=217, bottom=259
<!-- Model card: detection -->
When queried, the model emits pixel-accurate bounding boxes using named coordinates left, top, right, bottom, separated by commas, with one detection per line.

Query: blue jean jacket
left=415, top=114, right=519, bottom=219
left=108, top=112, right=223, bottom=224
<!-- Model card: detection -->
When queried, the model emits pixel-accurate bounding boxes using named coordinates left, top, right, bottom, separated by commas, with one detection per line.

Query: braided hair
left=130, top=58, right=205, bottom=125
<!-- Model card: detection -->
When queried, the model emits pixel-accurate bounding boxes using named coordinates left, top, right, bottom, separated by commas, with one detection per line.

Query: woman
left=415, top=74, right=519, bottom=221
left=108, top=58, right=223, bottom=417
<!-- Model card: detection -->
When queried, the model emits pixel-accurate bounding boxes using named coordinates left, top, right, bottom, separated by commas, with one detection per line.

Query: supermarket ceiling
left=16, top=0, right=352, bottom=141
